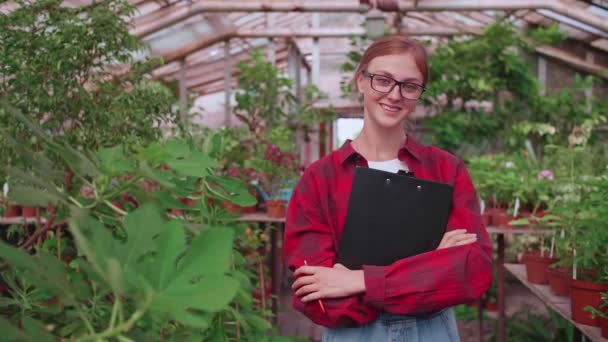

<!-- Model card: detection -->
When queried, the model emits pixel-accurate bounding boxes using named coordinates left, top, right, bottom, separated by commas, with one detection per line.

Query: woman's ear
left=355, top=71, right=365, bottom=94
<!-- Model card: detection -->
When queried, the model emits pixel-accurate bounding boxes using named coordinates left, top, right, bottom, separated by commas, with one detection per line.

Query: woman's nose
left=387, top=84, right=402, bottom=100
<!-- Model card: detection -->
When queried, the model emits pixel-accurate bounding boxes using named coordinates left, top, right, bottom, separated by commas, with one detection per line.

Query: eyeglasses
left=363, top=70, right=426, bottom=100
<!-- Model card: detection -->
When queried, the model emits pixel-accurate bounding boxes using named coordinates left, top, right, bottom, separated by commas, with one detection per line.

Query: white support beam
left=538, top=56, right=547, bottom=95
left=224, top=39, right=232, bottom=126
left=535, top=46, right=608, bottom=80
left=266, top=13, right=276, bottom=64
left=179, top=59, right=188, bottom=122
left=311, top=13, right=320, bottom=86
left=585, top=51, right=594, bottom=114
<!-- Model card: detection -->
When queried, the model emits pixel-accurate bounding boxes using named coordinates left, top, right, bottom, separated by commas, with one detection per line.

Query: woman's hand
left=292, top=263, right=365, bottom=302
left=437, top=229, right=477, bottom=249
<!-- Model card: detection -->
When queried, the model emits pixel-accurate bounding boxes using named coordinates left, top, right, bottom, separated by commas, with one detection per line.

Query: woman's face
left=356, top=53, right=423, bottom=130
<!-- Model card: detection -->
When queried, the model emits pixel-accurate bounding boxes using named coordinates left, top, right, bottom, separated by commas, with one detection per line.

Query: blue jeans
left=322, top=308, right=460, bottom=342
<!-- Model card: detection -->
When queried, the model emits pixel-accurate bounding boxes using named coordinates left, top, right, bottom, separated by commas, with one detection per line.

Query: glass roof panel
left=143, top=14, right=215, bottom=55
left=537, top=9, right=608, bottom=38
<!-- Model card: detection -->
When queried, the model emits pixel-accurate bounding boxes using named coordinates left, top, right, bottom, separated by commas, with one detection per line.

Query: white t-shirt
left=367, top=158, right=409, bottom=173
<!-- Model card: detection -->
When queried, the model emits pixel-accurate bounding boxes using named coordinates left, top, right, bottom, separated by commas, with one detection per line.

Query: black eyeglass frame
left=362, top=70, right=426, bottom=100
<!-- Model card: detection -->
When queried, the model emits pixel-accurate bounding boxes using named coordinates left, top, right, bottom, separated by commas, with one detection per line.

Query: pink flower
left=538, top=170, right=554, bottom=180
left=81, top=185, right=95, bottom=199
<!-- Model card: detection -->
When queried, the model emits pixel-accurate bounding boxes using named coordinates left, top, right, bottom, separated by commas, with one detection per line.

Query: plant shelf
left=505, top=263, right=606, bottom=342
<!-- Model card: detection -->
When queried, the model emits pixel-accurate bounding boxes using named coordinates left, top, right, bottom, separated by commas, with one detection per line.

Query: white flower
left=2, top=182, right=7, bottom=198
left=504, top=161, right=515, bottom=168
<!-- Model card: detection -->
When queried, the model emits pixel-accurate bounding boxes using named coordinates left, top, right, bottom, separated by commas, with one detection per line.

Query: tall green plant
left=0, top=0, right=177, bottom=177
left=0, top=102, right=302, bottom=340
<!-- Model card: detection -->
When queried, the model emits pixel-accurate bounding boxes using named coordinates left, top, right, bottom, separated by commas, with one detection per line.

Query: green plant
left=234, top=50, right=296, bottom=138
left=0, top=0, right=178, bottom=184
left=495, top=306, right=575, bottom=342
left=0, top=102, right=309, bottom=340
left=584, top=292, right=608, bottom=320
left=453, top=304, right=478, bottom=322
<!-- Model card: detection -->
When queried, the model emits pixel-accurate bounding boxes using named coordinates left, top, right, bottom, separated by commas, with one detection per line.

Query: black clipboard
left=336, top=167, right=454, bottom=270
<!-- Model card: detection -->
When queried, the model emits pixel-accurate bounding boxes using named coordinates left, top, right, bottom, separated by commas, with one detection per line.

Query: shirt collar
left=338, top=134, right=423, bottom=165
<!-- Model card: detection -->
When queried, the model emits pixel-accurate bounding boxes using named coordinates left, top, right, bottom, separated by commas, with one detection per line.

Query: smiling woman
left=284, top=35, right=493, bottom=342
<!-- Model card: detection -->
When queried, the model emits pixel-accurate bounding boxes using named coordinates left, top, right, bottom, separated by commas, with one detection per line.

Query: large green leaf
left=153, top=191, right=191, bottom=210
left=8, top=184, right=64, bottom=207
left=0, top=317, right=54, bottom=342
left=97, top=145, right=135, bottom=176
left=120, top=203, right=166, bottom=270
left=165, top=140, right=191, bottom=159
left=69, top=208, right=121, bottom=293
left=153, top=275, right=239, bottom=313
left=173, top=227, right=234, bottom=284
left=5, top=137, right=64, bottom=184
left=167, top=151, right=217, bottom=178
left=7, top=167, right=64, bottom=200
left=140, top=163, right=176, bottom=189
left=207, top=175, right=256, bottom=207
left=154, top=220, right=185, bottom=290
left=0, top=243, right=76, bottom=306
left=139, top=142, right=172, bottom=166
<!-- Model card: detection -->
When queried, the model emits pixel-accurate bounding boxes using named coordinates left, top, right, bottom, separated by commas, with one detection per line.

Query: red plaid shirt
left=284, top=135, right=493, bottom=328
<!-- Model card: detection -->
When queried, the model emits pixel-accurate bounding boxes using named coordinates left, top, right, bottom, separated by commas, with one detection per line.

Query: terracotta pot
left=482, top=211, right=493, bottom=227
left=600, top=316, right=608, bottom=339
left=523, top=250, right=558, bottom=284
left=2, top=204, right=21, bottom=218
left=266, top=200, right=287, bottom=218
left=485, top=300, right=498, bottom=312
left=220, top=201, right=241, bottom=214
left=495, top=210, right=516, bottom=229
left=241, top=205, right=257, bottom=214
left=547, top=267, right=571, bottom=297
left=21, top=206, right=38, bottom=218
left=570, top=278, right=608, bottom=326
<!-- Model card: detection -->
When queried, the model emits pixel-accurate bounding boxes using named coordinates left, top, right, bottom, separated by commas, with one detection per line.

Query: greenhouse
left=0, top=0, right=607, bottom=341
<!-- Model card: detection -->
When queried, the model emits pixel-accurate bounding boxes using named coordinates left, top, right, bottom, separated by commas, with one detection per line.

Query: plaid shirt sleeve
left=361, top=160, right=493, bottom=314
left=284, top=167, right=380, bottom=328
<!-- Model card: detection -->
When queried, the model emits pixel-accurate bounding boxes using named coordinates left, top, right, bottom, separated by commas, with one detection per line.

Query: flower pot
left=523, top=250, right=557, bottom=284
left=220, top=201, right=241, bottom=214
left=2, top=204, right=21, bottom=218
left=266, top=200, right=287, bottom=218
left=493, top=209, right=516, bottom=229
left=241, top=205, right=257, bottom=214
left=22, top=206, right=38, bottom=218
left=570, top=278, right=608, bottom=326
left=482, top=211, right=493, bottom=227
left=601, top=316, right=608, bottom=339
left=547, top=267, right=571, bottom=297
left=485, top=300, right=498, bottom=312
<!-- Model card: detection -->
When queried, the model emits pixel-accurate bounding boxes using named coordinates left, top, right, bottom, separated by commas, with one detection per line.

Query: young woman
left=283, top=35, right=493, bottom=341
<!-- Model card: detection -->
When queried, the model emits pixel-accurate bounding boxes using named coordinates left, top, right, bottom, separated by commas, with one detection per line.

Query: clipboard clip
left=398, top=170, right=415, bottom=177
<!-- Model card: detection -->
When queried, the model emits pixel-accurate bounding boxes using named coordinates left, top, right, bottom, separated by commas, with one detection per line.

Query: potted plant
left=584, top=292, right=608, bottom=338
left=250, top=142, right=298, bottom=218
left=558, top=173, right=608, bottom=326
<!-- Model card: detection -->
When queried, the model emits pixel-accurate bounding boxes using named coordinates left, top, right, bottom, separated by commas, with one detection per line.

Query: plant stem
left=104, top=200, right=127, bottom=216
left=76, top=306, right=96, bottom=335
left=109, top=297, right=120, bottom=329
left=76, top=309, right=145, bottom=342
